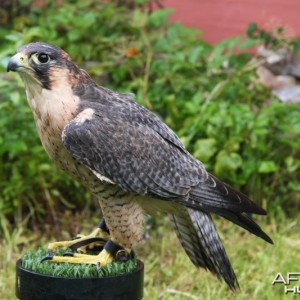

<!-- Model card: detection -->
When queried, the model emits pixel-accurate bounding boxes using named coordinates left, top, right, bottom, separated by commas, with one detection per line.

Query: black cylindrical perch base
left=16, top=259, right=144, bottom=300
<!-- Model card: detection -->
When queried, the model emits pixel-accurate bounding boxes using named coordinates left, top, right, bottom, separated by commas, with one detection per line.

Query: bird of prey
left=7, top=42, right=272, bottom=290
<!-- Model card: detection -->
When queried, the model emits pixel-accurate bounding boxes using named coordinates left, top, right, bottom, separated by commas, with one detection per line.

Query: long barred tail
left=170, top=208, right=239, bottom=290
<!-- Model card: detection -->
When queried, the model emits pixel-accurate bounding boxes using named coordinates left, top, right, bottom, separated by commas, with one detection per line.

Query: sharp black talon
left=63, top=252, right=74, bottom=257
left=41, top=255, right=53, bottom=263
left=40, top=249, right=55, bottom=263
left=69, top=237, right=107, bottom=252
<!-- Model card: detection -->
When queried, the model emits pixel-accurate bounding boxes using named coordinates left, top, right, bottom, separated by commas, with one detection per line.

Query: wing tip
left=220, top=269, right=240, bottom=291
left=211, top=267, right=240, bottom=291
left=259, top=231, right=274, bottom=244
left=229, top=278, right=240, bottom=291
left=253, top=206, right=268, bottom=215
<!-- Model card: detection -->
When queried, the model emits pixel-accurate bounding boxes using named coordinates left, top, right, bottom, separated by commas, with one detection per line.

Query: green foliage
left=247, top=22, right=300, bottom=53
left=0, top=0, right=299, bottom=230
left=0, top=75, right=86, bottom=223
left=22, top=248, right=138, bottom=278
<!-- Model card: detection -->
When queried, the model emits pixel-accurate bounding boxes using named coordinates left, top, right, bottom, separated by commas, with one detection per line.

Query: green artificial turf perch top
left=22, top=248, right=138, bottom=279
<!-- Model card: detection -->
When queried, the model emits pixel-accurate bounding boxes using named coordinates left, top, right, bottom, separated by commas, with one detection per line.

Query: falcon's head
left=7, top=42, right=82, bottom=90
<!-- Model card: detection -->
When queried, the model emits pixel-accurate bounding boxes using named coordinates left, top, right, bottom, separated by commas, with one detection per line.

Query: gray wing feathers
left=63, top=98, right=272, bottom=241
left=73, top=85, right=187, bottom=152
left=63, top=100, right=266, bottom=215
left=190, top=174, right=267, bottom=214
left=170, top=209, right=238, bottom=290
left=63, top=101, right=203, bottom=199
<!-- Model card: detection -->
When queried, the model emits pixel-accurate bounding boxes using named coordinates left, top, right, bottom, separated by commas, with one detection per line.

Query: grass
left=1, top=213, right=299, bottom=300
left=21, top=248, right=138, bottom=278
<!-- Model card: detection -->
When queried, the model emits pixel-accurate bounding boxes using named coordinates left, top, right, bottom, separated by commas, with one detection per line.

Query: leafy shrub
left=0, top=0, right=299, bottom=229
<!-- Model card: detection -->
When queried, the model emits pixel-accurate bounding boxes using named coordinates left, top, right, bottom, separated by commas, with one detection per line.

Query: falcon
left=7, top=42, right=272, bottom=290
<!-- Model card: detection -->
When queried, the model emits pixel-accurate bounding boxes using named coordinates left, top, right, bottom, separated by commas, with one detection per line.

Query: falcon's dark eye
left=37, top=53, right=50, bottom=64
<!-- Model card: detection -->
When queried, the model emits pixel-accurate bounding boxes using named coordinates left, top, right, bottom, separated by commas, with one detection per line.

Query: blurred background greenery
left=0, top=0, right=299, bottom=299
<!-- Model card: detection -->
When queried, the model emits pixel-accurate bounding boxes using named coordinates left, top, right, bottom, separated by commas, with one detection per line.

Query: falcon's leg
left=42, top=239, right=133, bottom=266
left=43, top=191, right=145, bottom=266
left=98, top=193, right=146, bottom=249
left=47, top=218, right=110, bottom=254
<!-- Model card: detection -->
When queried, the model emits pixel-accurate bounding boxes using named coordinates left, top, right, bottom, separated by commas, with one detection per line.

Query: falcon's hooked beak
left=7, top=52, right=31, bottom=73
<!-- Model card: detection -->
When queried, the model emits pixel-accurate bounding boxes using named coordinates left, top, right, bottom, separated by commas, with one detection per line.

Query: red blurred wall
left=163, top=0, right=300, bottom=43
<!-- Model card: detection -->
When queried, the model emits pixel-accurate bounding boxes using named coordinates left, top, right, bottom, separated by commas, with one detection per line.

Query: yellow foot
left=48, top=227, right=110, bottom=254
left=43, top=249, right=114, bottom=267
left=42, top=240, right=133, bottom=267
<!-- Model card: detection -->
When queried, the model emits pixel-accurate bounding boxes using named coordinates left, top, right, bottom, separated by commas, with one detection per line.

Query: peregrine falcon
left=7, top=42, right=272, bottom=290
